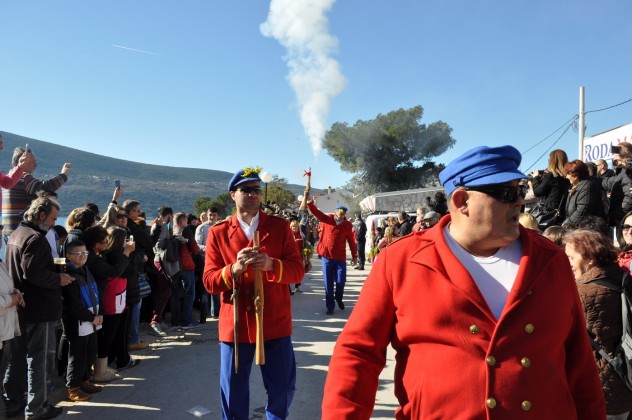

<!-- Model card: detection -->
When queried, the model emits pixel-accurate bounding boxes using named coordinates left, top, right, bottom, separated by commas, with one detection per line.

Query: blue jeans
left=3, top=321, right=56, bottom=418
left=220, top=337, right=296, bottom=419
left=321, top=257, right=346, bottom=311
left=181, top=270, right=196, bottom=326
left=127, top=300, right=142, bottom=344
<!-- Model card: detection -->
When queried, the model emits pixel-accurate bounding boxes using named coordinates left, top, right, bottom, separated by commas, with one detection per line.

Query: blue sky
left=1, top=1, right=631, bottom=190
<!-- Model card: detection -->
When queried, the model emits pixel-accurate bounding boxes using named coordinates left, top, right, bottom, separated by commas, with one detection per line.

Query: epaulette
left=211, top=219, right=229, bottom=229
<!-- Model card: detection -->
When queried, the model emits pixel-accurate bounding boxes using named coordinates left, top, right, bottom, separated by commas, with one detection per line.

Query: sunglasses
left=116, top=214, right=128, bottom=219
left=465, top=184, right=528, bottom=203
left=236, top=187, right=262, bottom=195
left=622, top=225, right=632, bottom=232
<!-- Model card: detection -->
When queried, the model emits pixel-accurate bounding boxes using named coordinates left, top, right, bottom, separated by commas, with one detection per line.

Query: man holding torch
left=203, top=167, right=304, bottom=420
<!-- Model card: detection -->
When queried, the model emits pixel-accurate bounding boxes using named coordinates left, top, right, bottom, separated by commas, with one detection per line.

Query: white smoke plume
left=261, top=0, right=346, bottom=156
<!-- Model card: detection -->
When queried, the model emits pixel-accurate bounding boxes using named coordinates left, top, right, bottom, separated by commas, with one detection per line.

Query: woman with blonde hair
left=377, top=226, right=397, bottom=251
left=518, top=213, right=539, bottom=232
left=99, top=205, right=128, bottom=230
left=529, top=149, right=570, bottom=228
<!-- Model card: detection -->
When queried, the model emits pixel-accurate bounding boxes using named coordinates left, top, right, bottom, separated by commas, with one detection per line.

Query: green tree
left=193, top=193, right=233, bottom=218
left=324, top=105, right=455, bottom=194
left=264, top=175, right=296, bottom=211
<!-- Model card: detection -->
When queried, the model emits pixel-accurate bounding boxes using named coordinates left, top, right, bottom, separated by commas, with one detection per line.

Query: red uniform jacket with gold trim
left=202, top=211, right=304, bottom=343
left=322, top=215, right=605, bottom=419
left=307, top=201, right=357, bottom=261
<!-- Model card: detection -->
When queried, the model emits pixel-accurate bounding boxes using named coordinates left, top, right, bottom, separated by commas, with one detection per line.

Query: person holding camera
left=602, top=142, right=632, bottom=227
left=528, top=149, right=570, bottom=229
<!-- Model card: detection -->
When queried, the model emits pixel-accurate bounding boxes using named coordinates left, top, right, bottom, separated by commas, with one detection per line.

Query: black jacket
left=531, top=172, right=570, bottom=213
left=564, top=179, right=606, bottom=226
left=61, top=263, right=103, bottom=338
left=6, top=221, right=62, bottom=324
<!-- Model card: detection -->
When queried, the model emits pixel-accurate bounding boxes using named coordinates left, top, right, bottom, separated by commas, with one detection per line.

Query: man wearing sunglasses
left=202, top=168, right=304, bottom=420
left=323, top=145, right=605, bottom=419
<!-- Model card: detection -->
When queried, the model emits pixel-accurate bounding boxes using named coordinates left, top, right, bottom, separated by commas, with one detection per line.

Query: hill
left=0, top=131, right=313, bottom=216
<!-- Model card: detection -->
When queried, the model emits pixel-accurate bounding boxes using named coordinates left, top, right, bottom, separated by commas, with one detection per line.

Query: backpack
left=589, top=273, right=632, bottom=391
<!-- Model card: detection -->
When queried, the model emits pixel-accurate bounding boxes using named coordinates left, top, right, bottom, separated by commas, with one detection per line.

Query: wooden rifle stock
left=299, top=167, right=311, bottom=211
left=253, top=232, right=265, bottom=365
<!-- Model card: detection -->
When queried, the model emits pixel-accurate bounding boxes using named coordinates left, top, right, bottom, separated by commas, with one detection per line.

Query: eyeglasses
left=68, top=251, right=89, bottom=257
left=236, top=187, right=262, bottom=195
left=622, top=225, right=632, bottom=232
left=116, top=214, right=128, bottom=219
left=465, top=184, right=528, bottom=203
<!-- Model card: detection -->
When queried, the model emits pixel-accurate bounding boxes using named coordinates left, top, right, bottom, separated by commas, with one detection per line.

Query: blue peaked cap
left=336, top=206, right=348, bottom=213
left=439, top=145, right=527, bottom=196
left=227, top=169, right=262, bottom=192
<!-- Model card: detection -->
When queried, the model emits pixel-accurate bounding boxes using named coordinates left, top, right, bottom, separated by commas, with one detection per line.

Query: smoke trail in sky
left=261, top=0, right=346, bottom=156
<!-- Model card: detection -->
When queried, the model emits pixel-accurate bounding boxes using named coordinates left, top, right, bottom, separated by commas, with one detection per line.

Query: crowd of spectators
left=2, top=135, right=632, bottom=418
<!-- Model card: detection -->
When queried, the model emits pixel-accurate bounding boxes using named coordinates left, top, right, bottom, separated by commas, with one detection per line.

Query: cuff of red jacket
left=264, top=258, right=284, bottom=283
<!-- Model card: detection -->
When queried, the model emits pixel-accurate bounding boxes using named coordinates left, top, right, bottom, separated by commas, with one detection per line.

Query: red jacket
left=307, top=201, right=357, bottom=261
left=202, top=211, right=304, bottom=343
left=177, top=225, right=199, bottom=271
left=322, top=215, right=605, bottom=419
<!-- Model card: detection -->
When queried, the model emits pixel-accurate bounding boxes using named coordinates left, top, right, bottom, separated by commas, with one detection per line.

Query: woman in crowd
left=0, top=256, right=24, bottom=366
left=377, top=226, right=397, bottom=251
left=173, top=212, right=200, bottom=329
left=603, top=142, right=632, bottom=227
left=518, top=213, right=539, bottom=232
left=564, top=229, right=632, bottom=418
left=529, top=149, right=570, bottom=226
left=63, top=207, right=96, bottom=251
left=616, top=211, right=632, bottom=274
left=563, top=159, right=606, bottom=226
left=100, top=205, right=128, bottom=230
left=84, top=225, right=136, bottom=382
left=290, top=220, right=305, bottom=294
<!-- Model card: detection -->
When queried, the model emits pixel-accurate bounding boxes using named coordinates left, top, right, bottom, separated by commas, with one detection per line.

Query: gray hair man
left=3, top=197, right=73, bottom=419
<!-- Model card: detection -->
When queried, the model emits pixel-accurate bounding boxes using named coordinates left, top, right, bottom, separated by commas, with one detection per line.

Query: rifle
left=299, top=168, right=311, bottom=211
left=253, top=231, right=265, bottom=365
left=231, top=266, right=240, bottom=373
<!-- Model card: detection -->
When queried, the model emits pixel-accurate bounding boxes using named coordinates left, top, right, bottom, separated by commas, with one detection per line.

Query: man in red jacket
left=203, top=167, right=304, bottom=420
left=305, top=195, right=357, bottom=315
left=322, top=145, right=606, bottom=419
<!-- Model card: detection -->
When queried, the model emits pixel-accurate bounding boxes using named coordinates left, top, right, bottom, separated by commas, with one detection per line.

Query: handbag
left=138, top=272, right=152, bottom=299
left=530, top=195, right=566, bottom=230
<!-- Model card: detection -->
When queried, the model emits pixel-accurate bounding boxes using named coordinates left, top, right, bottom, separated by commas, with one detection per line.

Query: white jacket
left=0, top=262, right=20, bottom=348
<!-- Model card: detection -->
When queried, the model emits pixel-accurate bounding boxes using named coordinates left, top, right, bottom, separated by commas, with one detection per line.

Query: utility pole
left=579, top=86, right=585, bottom=161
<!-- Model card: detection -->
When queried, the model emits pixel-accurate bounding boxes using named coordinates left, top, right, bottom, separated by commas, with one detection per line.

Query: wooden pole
left=253, top=231, right=265, bottom=365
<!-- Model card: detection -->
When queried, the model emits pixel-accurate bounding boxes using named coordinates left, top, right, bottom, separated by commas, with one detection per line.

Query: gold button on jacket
left=524, top=323, right=535, bottom=333
left=521, top=357, right=531, bottom=368
left=521, top=400, right=532, bottom=411
left=469, top=324, right=480, bottom=334
left=486, top=398, right=497, bottom=409
left=486, top=356, right=496, bottom=366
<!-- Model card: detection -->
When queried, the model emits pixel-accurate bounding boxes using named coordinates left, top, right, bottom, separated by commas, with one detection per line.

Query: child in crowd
left=543, top=225, right=565, bottom=248
left=61, top=240, right=103, bottom=401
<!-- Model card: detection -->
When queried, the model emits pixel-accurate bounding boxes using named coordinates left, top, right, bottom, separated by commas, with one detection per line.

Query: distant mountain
left=0, top=131, right=313, bottom=216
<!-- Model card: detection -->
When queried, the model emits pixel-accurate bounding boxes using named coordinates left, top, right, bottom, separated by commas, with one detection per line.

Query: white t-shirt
left=443, top=225, right=522, bottom=320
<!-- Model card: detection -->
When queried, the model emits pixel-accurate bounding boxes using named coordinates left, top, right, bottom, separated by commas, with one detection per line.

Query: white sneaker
left=150, top=323, right=166, bottom=337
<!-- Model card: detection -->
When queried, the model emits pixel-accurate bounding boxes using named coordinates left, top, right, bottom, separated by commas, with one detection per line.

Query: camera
left=611, top=145, right=622, bottom=154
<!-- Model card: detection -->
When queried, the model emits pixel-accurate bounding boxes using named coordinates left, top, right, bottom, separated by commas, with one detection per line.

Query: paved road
left=43, top=257, right=398, bottom=419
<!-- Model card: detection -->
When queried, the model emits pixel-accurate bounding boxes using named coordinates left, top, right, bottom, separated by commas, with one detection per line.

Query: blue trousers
left=220, top=337, right=296, bottom=420
left=3, top=321, right=55, bottom=418
left=322, top=257, right=346, bottom=311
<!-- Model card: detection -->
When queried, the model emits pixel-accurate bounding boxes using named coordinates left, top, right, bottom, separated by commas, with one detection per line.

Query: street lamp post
left=260, top=171, right=273, bottom=208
